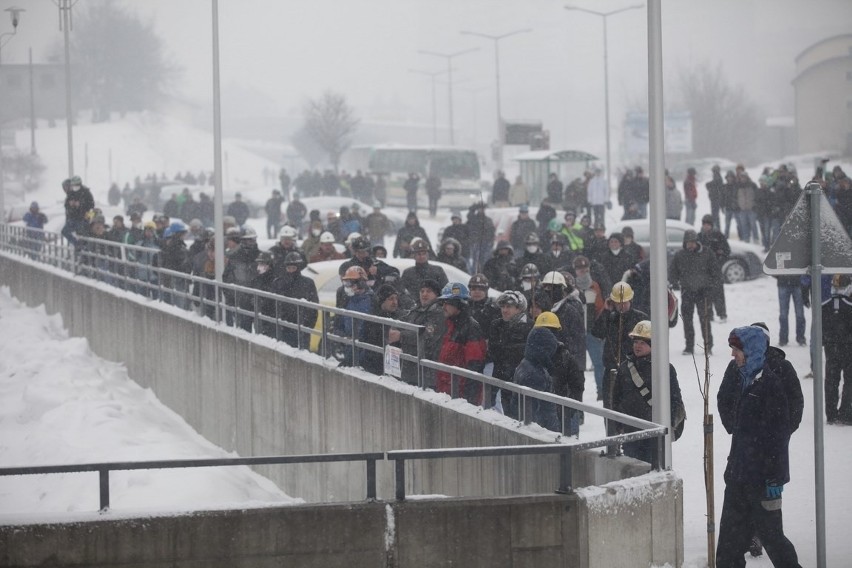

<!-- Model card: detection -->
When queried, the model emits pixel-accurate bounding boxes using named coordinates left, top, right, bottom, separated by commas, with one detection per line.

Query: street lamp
left=409, top=68, right=448, bottom=144
left=418, top=47, right=478, bottom=146
left=460, top=28, right=532, bottom=171
left=565, top=3, right=642, bottom=194
left=0, top=6, right=25, bottom=222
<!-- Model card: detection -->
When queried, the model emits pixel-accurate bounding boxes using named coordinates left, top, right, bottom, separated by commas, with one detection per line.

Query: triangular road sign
left=763, top=188, right=852, bottom=275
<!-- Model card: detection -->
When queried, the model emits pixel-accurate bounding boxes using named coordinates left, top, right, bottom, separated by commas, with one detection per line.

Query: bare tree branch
left=299, top=91, right=359, bottom=171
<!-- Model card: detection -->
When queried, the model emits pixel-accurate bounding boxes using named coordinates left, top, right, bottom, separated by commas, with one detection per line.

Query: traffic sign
left=763, top=188, right=852, bottom=275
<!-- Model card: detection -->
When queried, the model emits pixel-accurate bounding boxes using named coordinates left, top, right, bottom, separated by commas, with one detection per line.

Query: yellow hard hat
left=628, top=320, right=652, bottom=341
left=534, top=311, right=562, bottom=330
left=609, top=281, right=634, bottom=303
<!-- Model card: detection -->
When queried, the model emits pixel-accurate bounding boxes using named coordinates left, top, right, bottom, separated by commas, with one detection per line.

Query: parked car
left=610, top=219, right=764, bottom=284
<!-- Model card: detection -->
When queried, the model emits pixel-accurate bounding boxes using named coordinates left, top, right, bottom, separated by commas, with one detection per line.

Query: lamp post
left=0, top=6, right=25, bottom=223
left=564, top=4, right=642, bottom=194
left=409, top=68, right=448, bottom=144
left=56, top=0, right=75, bottom=179
left=459, top=28, right=531, bottom=171
left=418, top=48, right=478, bottom=146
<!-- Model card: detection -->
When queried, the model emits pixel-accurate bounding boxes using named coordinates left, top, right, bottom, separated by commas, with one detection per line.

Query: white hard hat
left=345, top=232, right=362, bottom=245
left=319, top=231, right=336, bottom=244
left=278, top=225, right=297, bottom=239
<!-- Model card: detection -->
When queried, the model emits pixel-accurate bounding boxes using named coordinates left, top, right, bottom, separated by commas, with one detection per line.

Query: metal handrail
left=0, top=452, right=385, bottom=511
left=0, top=223, right=667, bottom=449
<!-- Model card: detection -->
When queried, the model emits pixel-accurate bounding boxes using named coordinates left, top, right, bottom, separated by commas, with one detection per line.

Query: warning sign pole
left=809, top=183, right=826, bottom=568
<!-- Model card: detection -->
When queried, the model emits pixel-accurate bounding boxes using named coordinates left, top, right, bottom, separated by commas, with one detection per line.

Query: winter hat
left=30, top=201, right=39, bottom=209
left=701, top=214, right=714, bottom=226
left=420, top=279, right=442, bottom=297
left=376, top=284, right=399, bottom=306
left=524, top=327, right=559, bottom=366
left=608, top=232, right=624, bottom=246
left=729, top=326, right=768, bottom=388
left=621, top=226, right=634, bottom=238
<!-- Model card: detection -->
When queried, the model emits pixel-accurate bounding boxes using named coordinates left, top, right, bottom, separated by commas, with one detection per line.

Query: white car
left=297, top=197, right=408, bottom=237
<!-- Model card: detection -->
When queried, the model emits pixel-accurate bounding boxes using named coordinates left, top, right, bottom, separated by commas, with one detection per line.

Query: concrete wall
left=0, top=254, right=683, bottom=566
left=0, top=474, right=683, bottom=568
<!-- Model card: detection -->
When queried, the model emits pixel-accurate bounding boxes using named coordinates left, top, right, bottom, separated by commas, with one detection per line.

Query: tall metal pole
left=647, top=0, right=672, bottom=469
left=28, top=46, right=35, bottom=156
left=60, top=0, right=74, bottom=178
left=460, top=29, right=531, bottom=170
left=418, top=48, right=478, bottom=146
left=211, top=0, right=224, bottom=283
left=602, top=17, right=611, bottom=198
left=808, top=181, right=826, bottom=568
left=565, top=4, right=642, bottom=194
left=0, top=6, right=25, bottom=222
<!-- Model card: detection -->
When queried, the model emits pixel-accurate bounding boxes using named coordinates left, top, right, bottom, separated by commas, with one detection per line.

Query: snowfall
left=2, top=114, right=852, bottom=567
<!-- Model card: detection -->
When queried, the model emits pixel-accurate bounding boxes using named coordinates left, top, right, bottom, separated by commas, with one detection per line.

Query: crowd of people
left=33, top=158, right=852, bottom=565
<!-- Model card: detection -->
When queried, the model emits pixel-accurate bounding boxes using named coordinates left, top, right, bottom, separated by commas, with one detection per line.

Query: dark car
left=611, top=219, right=764, bottom=284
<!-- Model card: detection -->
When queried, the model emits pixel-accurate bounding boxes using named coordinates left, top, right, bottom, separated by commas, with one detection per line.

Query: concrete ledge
left=0, top=472, right=681, bottom=568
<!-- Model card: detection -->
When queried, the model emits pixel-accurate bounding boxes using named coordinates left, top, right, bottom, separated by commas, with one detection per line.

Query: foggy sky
left=3, top=0, right=851, bottom=161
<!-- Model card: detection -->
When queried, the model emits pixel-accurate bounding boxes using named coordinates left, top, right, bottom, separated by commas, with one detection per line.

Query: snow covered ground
left=1, top=268, right=851, bottom=566
left=4, top=112, right=852, bottom=565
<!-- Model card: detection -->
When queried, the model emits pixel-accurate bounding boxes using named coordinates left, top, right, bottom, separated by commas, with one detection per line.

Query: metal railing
left=0, top=223, right=668, bottom=452
left=0, top=452, right=384, bottom=511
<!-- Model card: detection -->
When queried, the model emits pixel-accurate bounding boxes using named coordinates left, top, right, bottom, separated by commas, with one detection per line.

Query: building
left=793, top=34, right=852, bottom=156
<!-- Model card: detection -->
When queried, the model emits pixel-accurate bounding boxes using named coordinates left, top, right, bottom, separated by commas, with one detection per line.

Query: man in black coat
left=669, top=229, right=719, bottom=355
left=226, top=193, right=251, bottom=227
left=715, top=326, right=801, bottom=568
left=698, top=214, right=731, bottom=322
left=442, top=212, right=470, bottom=259
left=400, top=240, right=448, bottom=299
left=492, top=171, right=510, bottom=205
left=360, top=284, right=406, bottom=375
left=821, top=276, right=852, bottom=424
left=487, top=290, right=533, bottom=415
left=62, top=176, right=95, bottom=246
left=272, top=252, right=319, bottom=349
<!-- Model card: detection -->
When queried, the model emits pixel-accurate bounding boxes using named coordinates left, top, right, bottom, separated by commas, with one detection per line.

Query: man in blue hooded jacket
left=715, top=325, right=801, bottom=568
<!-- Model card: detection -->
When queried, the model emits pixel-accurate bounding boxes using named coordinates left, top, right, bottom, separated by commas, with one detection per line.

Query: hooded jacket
left=718, top=326, right=792, bottom=486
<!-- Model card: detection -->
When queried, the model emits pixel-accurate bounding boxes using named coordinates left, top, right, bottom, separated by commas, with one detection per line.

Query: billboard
left=624, top=111, right=693, bottom=155
left=504, top=121, right=543, bottom=145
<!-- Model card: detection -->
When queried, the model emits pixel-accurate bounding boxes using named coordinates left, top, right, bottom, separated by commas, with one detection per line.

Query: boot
left=749, top=536, right=763, bottom=557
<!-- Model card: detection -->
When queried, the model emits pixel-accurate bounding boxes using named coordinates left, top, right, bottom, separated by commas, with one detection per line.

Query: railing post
left=296, top=304, right=302, bottom=349
left=557, top=451, right=573, bottom=494
left=366, top=458, right=377, bottom=500
left=98, top=468, right=110, bottom=511
left=416, top=327, right=424, bottom=388
left=395, top=459, right=406, bottom=501
left=321, top=308, right=329, bottom=358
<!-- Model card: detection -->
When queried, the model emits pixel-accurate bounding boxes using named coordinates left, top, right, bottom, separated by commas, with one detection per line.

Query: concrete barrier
left=0, top=473, right=682, bottom=568
left=0, top=253, right=683, bottom=566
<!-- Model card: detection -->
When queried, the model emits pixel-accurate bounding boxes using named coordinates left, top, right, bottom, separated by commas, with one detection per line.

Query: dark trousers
left=825, top=344, right=852, bottom=422
left=681, top=288, right=713, bottom=351
left=711, top=278, right=727, bottom=319
left=716, top=482, right=801, bottom=568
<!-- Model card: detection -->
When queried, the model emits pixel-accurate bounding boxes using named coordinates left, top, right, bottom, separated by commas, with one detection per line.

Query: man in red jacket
left=435, top=282, right=487, bottom=405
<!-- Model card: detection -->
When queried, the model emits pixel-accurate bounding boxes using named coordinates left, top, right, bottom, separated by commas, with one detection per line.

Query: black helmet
left=525, top=233, right=540, bottom=245
left=468, top=273, right=489, bottom=289
left=351, top=236, right=371, bottom=251
left=284, top=252, right=305, bottom=269
left=701, top=214, right=714, bottom=225
left=256, top=251, right=273, bottom=265
left=520, top=263, right=540, bottom=279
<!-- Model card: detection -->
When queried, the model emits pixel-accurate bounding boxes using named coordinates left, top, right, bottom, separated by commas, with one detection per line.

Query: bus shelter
left=513, top=150, right=598, bottom=205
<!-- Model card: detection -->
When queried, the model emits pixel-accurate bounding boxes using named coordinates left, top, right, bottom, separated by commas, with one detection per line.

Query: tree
left=65, top=2, right=177, bottom=121
left=677, top=62, right=762, bottom=161
left=299, top=91, right=359, bottom=171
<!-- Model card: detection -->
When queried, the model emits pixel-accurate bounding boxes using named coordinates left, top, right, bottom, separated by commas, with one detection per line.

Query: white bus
left=341, top=144, right=487, bottom=209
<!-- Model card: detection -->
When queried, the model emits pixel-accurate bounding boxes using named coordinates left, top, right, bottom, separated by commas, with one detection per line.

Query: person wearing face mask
left=519, top=233, right=552, bottom=277
left=543, top=271, right=586, bottom=372
left=301, top=220, right=326, bottom=260
left=333, top=267, right=374, bottom=367
left=271, top=252, right=319, bottom=349
left=600, top=232, right=635, bottom=287
left=270, top=225, right=306, bottom=277
left=246, top=252, right=278, bottom=339
left=62, top=175, right=96, bottom=246
left=517, top=263, right=541, bottom=300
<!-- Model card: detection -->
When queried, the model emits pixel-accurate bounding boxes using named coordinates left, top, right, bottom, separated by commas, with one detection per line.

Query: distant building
left=0, top=62, right=67, bottom=126
left=793, top=34, right=852, bottom=156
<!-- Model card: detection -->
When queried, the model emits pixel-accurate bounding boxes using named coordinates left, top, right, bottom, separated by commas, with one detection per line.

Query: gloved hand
left=765, top=480, right=784, bottom=499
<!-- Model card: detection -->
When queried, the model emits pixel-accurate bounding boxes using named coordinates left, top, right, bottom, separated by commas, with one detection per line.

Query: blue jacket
left=512, top=328, right=559, bottom=429
left=720, top=326, right=792, bottom=486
